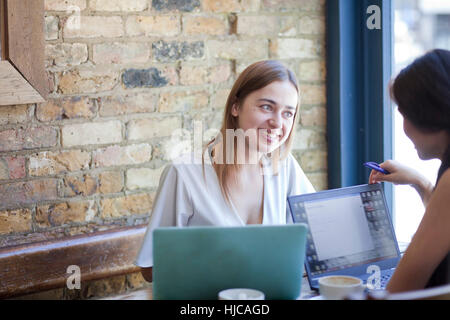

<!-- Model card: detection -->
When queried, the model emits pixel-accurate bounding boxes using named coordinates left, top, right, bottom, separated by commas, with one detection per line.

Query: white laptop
left=288, top=184, right=401, bottom=291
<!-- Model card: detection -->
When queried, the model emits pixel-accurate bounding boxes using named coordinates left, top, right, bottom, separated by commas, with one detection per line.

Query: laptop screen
left=289, top=185, right=399, bottom=277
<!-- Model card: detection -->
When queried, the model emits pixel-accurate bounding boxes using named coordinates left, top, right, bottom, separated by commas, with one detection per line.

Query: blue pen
left=364, top=162, right=390, bottom=175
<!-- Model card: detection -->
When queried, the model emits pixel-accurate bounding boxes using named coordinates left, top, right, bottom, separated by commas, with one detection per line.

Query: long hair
left=390, top=49, right=450, bottom=133
left=390, top=49, right=450, bottom=180
left=202, top=60, right=301, bottom=204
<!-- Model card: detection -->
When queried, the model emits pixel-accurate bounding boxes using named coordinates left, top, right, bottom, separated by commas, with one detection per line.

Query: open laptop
left=288, top=184, right=401, bottom=291
left=152, top=224, right=308, bottom=300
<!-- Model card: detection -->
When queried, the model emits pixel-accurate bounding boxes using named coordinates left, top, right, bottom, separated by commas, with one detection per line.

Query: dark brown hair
left=390, top=49, right=450, bottom=133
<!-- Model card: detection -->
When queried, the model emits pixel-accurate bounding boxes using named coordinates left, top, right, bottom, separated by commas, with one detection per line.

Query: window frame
left=326, top=0, right=394, bottom=214
left=0, top=0, right=48, bottom=106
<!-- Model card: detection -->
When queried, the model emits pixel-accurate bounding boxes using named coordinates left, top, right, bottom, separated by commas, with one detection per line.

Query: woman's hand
left=369, top=160, right=434, bottom=206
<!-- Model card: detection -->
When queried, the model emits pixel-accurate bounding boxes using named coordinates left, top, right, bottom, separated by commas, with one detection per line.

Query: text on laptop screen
left=291, top=190, right=398, bottom=276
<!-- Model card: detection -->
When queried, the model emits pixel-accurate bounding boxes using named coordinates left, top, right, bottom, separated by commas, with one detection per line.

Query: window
left=393, top=0, right=450, bottom=242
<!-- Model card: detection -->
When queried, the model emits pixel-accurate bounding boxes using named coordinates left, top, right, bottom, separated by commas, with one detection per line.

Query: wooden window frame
left=0, top=0, right=48, bottom=106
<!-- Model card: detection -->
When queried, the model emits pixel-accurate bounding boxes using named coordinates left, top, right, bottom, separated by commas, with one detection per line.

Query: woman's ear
left=231, top=103, right=239, bottom=117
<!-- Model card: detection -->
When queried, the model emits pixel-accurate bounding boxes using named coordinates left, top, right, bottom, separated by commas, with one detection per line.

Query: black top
left=425, top=147, right=450, bottom=288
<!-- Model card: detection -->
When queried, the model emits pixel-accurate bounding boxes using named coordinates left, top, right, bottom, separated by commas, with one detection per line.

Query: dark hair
left=390, top=49, right=450, bottom=133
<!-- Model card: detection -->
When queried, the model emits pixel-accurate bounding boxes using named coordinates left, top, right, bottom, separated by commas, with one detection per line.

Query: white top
left=135, top=151, right=315, bottom=268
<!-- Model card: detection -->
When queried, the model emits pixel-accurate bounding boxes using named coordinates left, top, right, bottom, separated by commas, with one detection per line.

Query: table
left=99, top=275, right=319, bottom=300
left=101, top=241, right=411, bottom=300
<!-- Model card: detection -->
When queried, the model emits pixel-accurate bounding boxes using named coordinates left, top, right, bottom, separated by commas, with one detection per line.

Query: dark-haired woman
left=136, top=60, right=315, bottom=282
left=369, top=49, right=450, bottom=293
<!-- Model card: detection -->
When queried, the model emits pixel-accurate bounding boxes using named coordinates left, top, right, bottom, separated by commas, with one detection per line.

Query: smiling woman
left=135, top=60, right=316, bottom=282
left=0, top=0, right=48, bottom=105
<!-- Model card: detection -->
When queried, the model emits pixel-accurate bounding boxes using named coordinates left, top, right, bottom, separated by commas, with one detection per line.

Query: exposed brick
left=0, top=161, right=7, bottom=180
left=299, top=60, right=326, bottom=81
left=92, top=144, right=152, bottom=168
left=179, top=65, right=207, bottom=85
left=84, top=275, right=127, bottom=299
left=293, top=128, right=326, bottom=150
left=58, top=68, right=119, bottom=94
left=0, top=179, right=59, bottom=209
left=237, top=15, right=278, bottom=36
left=36, top=97, right=96, bottom=121
left=61, top=121, right=122, bottom=147
left=152, top=40, right=204, bottom=62
left=45, top=0, right=87, bottom=11
left=0, top=228, right=69, bottom=247
left=298, top=150, right=327, bottom=172
left=202, top=0, right=241, bottom=12
left=0, top=105, right=32, bottom=126
left=0, top=209, right=32, bottom=235
left=211, top=88, right=231, bottom=110
left=299, top=16, right=326, bottom=34
left=300, top=106, right=326, bottom=127
left=208, top=63, right=232, bottom=84
left=0, top=157, right=26, bottom=180
left=99, top=93, right=157, bottom=117
left=90, top=0, right=148, bottom=11
left=29, top=150, right=91, bottom=177
left=36, top=200, right=96, bottom=227
left=126, top=16, right=180, bottom=37
left=279, top=16, right=298, bottom=36
left=100, top=193, right=153, bottom=218
left=93, top=42, right=150, bottom=65
left=183, top=15, right=228, bottom=35
left=63, top=16, right=124, bottom=39
left=0, top=127, right=58, bottom=152
left=269, top=38, right=318, bottom=59
left=98, top=171, right=123, bottom=194
left=299, top=84, right=326, bottom=105
left=128, top=117, right=182, bottom=140
left=63, top=174, right=98, bottom=197
left=306, top=172, right=328, bottom=191
left=207, top=39, right=268, bottom=60
left=159, top=132, right=195, bottom=161
left=262, top=0, right=325, bottom=11
left=46, top=43, right=88, bottom=67
left=126, top=272, right=148, bottom=290
left=45, top=16, right=59, bottom=41
left=158, top=90, right=209, bottom=112
left=126, top=167, right=164, bottom=190
left=240, top=0, right=261, bottom=12
left=122, top=68, right=168, bottom=89
left=152, top=0, right=200, bottom=12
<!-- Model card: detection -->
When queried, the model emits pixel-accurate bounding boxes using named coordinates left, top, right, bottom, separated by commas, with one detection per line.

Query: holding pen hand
left=368, top=160, right=434, bottom=207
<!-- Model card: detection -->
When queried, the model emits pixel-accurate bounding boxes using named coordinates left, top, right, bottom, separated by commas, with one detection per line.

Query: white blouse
left=135, top=152, right=315, bottom=268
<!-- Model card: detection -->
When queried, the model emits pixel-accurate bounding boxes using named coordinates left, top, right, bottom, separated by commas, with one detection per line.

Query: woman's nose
left=269, top=112, right=282, bottom=128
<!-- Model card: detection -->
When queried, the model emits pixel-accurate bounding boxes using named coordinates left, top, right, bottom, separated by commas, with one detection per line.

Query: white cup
left=319, top=276, right=365, bottom=300
left=218, top=288, right=265, bottom=300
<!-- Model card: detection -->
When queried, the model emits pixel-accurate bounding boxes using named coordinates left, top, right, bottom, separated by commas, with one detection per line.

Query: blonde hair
left=202, top=60, right=301, bottom=204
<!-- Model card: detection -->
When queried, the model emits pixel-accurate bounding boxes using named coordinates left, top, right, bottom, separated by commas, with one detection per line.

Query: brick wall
left=0, top=0, right=327, bottom=299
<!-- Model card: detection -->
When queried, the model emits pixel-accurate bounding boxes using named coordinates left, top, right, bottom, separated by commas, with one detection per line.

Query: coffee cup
left=218, top=288, right=265, bottom=300
left=318, top=276, right=365, bottom=300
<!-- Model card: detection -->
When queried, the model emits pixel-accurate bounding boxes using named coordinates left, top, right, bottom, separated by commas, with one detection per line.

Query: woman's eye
left=261, top=104, right=272, bottom=111
left=284, top=111, right=294, bottom=118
